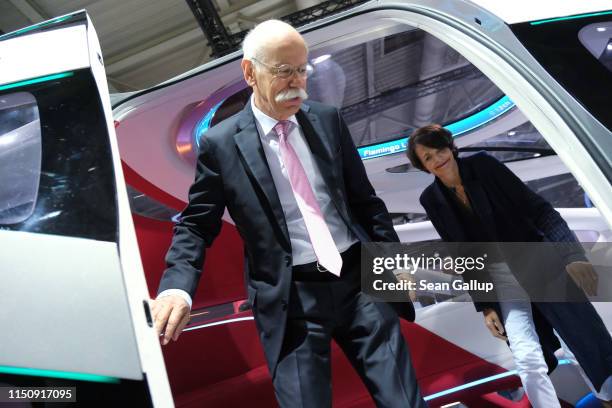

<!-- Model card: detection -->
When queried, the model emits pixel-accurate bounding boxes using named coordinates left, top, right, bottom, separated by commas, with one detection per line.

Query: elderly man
left=150, top=19, right=427, bottom=407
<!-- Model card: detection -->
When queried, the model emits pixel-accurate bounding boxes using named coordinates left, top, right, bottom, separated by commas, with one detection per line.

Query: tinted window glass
left=0, top=70, right=117, bottom=242
left=205, top=28, right=505, bottom=150
left=0, top=92, right=41, bottom=224
left=579, top=22, right=612, bottom=73
left=511, top=13, right=612, bottom=131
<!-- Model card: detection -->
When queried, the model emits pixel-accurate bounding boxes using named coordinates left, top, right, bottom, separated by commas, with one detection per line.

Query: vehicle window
left=0, top=70, right=117, bottom=241
left=579, top=22, right=612, bottom=73
left=511, top=13, right=612, bottom=131
left=191, top=28, right=506, bottom=160
left=0, top=92, right=41, bottom=224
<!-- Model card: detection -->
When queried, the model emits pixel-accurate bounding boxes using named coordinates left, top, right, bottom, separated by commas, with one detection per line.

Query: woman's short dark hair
left=406, top=124, right=458, bottom=172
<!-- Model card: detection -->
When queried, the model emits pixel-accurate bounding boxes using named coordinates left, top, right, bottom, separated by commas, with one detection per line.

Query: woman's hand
left=483, top=308, right=507, bottom=341
left=566, top=261, right=598, bottom=296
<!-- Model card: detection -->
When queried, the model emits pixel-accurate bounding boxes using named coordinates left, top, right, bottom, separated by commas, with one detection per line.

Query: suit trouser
left=272, top=254, right=427, bottom=408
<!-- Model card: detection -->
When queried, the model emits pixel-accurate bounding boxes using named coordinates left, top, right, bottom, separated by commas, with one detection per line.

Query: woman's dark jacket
left=419, top=152, right=588, bottom=374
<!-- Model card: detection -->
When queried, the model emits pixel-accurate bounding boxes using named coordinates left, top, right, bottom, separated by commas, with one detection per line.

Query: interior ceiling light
left=312, top=54, right=331, bottom=64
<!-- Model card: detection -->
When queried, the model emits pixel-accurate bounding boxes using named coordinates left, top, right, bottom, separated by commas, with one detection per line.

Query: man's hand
left=566, top=261, right=598, bottom=296
left=150, top=295, right=190, bottom=345
left=483, top=308, right=507, bottom=341
left=395, top=271, right=417, bottom=302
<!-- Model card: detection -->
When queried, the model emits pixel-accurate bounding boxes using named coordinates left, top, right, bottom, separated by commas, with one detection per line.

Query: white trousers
left=500, top=300, right=561, bottom=408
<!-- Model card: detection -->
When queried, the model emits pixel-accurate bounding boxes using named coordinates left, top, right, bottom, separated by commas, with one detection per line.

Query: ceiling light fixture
left=312, top=54, right=331, bottom=64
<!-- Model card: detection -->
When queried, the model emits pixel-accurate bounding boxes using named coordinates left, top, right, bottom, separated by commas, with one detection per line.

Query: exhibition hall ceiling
left=0, top=0, right=322, bottom=91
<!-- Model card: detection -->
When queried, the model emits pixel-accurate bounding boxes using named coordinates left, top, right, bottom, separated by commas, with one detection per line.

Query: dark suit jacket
left=419, top=152, right=588, bottom=373
left=159, top=100, right=410, bottom=375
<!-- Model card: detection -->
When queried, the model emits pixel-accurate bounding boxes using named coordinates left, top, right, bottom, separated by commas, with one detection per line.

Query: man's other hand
left=566, top=261, right=598, bottom=296
left=150, top=295, right=190, bottom=345
left=395, top=271, right=417, bottom=302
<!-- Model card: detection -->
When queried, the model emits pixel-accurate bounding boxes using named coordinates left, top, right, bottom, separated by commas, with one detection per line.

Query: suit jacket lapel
left=297, top=107, right=335, bottom=174
left=296, top=107, right=346, bottom=214
left=233, top=102, right=291, bottom=247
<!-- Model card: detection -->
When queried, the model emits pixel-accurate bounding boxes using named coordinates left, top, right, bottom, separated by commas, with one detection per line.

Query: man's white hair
left=242, top=19, right=307, bottom=63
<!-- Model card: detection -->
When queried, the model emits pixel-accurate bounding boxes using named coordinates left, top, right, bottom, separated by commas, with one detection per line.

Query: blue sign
left=357, top=95, right=515, bottom=160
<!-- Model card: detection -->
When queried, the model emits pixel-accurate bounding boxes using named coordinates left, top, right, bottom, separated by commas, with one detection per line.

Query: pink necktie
left=274, top=120, right=342, bottom=276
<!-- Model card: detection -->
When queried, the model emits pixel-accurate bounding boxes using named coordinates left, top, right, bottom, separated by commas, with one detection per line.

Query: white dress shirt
left=158, top=98, right=357, bottom=309
left=251, top=97, right=357, bottom=266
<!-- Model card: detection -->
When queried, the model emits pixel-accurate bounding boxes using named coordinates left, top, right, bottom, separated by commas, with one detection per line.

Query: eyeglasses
left=251, top=58, right=314, bottom=79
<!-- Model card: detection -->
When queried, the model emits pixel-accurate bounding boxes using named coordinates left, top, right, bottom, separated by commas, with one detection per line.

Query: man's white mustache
left=275, top=88, right=308, bottom=103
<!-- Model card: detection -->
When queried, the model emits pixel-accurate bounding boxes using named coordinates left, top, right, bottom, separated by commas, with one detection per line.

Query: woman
left=407, top=124, right=612, bottom=407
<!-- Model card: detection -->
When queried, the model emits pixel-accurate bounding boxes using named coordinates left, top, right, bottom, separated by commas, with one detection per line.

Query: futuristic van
left=1, top=1, right=611, bottom=406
